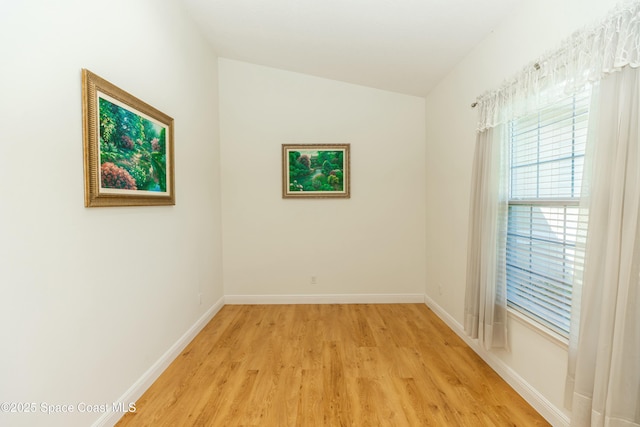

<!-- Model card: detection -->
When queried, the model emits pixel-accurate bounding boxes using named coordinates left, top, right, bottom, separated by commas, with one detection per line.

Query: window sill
left=507, top=308, right=569, bottom=349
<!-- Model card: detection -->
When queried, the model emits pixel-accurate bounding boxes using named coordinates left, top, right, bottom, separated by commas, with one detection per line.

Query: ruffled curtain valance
left=476, top=0, right=640, bottom=131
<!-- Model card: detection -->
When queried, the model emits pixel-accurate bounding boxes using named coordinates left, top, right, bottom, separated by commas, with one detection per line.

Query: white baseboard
left=423, top=295, right=570, bottom=427
left=92, top=296, right=225, bottom=427
left=224, top=293, right=425, bottom=305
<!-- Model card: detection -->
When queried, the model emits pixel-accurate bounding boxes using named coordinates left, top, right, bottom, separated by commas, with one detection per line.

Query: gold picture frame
left=282, top=144, right=350, bottom=198
left=81, top=69, right=175, bottom=207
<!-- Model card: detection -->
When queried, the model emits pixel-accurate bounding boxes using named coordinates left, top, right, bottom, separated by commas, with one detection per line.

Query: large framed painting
left=81, top=69, right=175, bottom=207
left=282, top=144, right=350, bottom=198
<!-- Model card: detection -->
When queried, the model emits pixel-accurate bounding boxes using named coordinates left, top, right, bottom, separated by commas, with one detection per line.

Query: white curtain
left=566, top=65, right=640, bottom=427
left=464, top=124, right=509, bottom=350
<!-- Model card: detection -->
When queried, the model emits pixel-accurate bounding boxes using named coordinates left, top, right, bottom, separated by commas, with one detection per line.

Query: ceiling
left=182, top=0, right=522, bottom=97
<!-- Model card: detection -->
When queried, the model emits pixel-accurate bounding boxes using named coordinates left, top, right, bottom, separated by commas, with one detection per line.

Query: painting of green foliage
left=98, top=96, right=167, bottom=193
left=82, top=69, right=174, bottom=207
left=282, top=144, right=350, bottom=198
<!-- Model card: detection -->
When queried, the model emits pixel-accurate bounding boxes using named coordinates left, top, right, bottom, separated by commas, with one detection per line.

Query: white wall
left=424, top=0, right=620, bottom=423
left=0, top=1, right=222, bottom=426
left=219, top=59, right=426, bottom=301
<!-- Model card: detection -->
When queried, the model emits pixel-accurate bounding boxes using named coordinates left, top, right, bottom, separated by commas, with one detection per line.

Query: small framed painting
left=282, top=144, right=350, bottom=198
left=81, top=69, right=175, bottom=207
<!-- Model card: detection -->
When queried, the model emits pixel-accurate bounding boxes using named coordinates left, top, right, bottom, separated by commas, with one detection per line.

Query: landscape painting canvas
left=282, top=144, right=350, bottom=198
left=82, top=69, right=175, bottom=207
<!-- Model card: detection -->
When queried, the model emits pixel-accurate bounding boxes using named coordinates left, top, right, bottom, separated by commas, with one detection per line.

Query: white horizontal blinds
left=506, top=89, right=591, bottom=337
left=510, top=93, right=590, bottom=200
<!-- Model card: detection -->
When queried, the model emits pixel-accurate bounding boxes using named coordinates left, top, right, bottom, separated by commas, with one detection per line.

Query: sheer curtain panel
left=567, top=65, right=640, bottom=427
left=464, top=125, right=509, bottom=350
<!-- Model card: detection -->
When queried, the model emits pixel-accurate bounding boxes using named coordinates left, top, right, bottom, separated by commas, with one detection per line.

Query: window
left=506, top=89, right=591, bottom=337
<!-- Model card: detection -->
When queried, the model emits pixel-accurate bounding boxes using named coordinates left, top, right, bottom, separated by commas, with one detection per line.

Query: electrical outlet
left=310, top=276, right=317, bottom=285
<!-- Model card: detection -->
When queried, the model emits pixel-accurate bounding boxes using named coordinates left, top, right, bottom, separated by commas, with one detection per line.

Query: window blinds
left=506, top=89, right=591, bottom=337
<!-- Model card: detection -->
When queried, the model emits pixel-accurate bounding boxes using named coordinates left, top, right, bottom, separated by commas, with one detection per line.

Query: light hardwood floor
left=116, top=304, right=550, bottom=426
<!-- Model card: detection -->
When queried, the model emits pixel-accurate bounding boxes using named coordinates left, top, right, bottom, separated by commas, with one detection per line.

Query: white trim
left=224, top=293, right=425, bottom=305
left=507, top=307, right=569, bottom=349
left=424, top=295, right=570, bottom=427
left=92, top=296, right=226, bottom=427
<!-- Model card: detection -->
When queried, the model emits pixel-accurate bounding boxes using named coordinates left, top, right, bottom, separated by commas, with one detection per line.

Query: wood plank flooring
left=116, top=304, right=550, bottom=426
